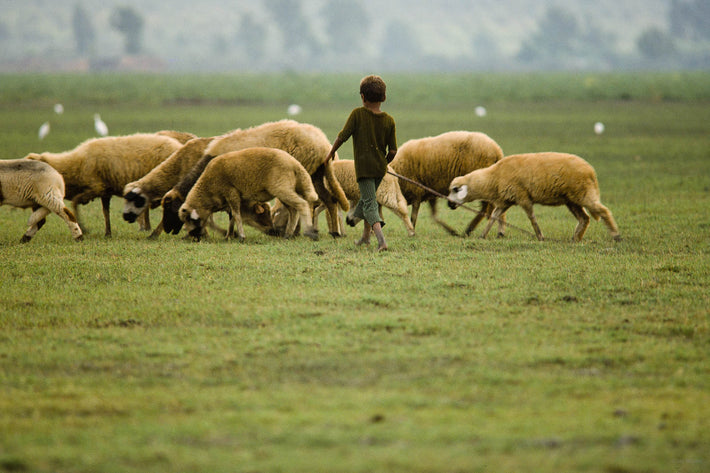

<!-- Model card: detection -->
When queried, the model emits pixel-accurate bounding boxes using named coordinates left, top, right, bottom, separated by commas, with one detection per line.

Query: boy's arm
left=326, top=136, right=345, bottom=161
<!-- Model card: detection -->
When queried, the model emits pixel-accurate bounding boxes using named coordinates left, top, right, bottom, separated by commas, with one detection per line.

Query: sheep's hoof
left=497, top=232, right=506, bottom=239
left=304, top=229, right=319, bottom=241
left=74, top=235, right=84, bottom=242
left=20, top=235, right=32, bottom=243
left=613, top=235, right=623, bottom=242
left=345, top=217, right=356, bottom=227
left=329, top=231, right=342, bottom=238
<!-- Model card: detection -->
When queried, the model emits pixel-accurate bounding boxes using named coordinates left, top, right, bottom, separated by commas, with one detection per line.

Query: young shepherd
left=179, top=147, right=320, bottom=242
left=202, top=120, right=349, bottom=237
left=318, top=160, right=415, bottom=236
left=0, top=159, right=83, bottom=242
left=389, top=130, right=505, bottom=236
left=26, top=133, right=183, bottom=237
left=447, top=152, right=621, bottom=242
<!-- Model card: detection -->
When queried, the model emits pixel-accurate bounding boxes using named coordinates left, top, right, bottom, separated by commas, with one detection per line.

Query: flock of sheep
left=0, top=118, right=621, bottom=244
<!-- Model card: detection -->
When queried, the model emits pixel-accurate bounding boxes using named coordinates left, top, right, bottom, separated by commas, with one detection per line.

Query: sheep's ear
left=455, top=185, right=469, bottom=201
left=254, top=203, right=265, bottom=214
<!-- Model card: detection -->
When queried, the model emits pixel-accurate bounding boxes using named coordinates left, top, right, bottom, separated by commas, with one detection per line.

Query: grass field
left=1, top=73, right=709, bottom=472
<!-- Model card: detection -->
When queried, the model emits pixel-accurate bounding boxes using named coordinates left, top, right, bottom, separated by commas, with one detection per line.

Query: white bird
left=94, top=114, right=108, bottom=137
left=38, top=121, right=50, bottom=140
left=475, top=106, right=487, bottom=117
left=287, top=104, right=302, bottom=116
left=594, top=122, right=605, bottom=135
left=54, top=103, right=64, bottom=114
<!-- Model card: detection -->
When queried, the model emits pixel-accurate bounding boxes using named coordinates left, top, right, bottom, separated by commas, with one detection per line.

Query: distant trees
left=265, top=0, right=320, bottom=65
left=517, top=6, right=617, bottom=69
left=110, top=6, right=144, bottom=55
left=72, top=3, right=95, bottom=55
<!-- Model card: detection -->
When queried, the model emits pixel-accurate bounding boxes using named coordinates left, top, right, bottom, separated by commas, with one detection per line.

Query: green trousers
left=353, top=177, right=383, bottom=226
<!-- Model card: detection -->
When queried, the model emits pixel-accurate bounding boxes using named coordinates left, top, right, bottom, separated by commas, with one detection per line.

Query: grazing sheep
left=447, top=152, right=621, bottom=242
left=122, top=136, right=214, bottom=234
left=306, top=160, right=414, bottom=236
left=161, top=151, right=277, bottom=239
left=0, top=159, right=83, bottom=242
left=25, top=133, right=182, bottom=237
left=202, top=120, right=349, bottom=236
left=390, top=131, right=505, bottom=236
left=179, top=147, right=319, bottom=242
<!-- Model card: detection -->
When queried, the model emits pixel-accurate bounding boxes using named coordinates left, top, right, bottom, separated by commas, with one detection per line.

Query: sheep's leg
left=481, top=205, right=510, bottom=239
left=228, top=200, right=245, bottom=242
left=279, top=191, right=318, bottom=240
left=428, top=198, right=459, bottom=236
left=588, top=203, right=621, bottom=241
left=311, top=171, right=341, bottom=237
left=148, top=220, right=164, bottom=239
left=224, top=211, right=235, bottom=239
left=388, top=202, right=415, bottom=236
left=21, top=206, right=50, bottom=242
left=138, top=207, right=151, bottom=232
left=101, top=195, right=112, bottom=237
left=30, top=193, right=83, bottom=242
left=520, top=203, right=544, bottom=241
left=410, top=200, right=421, bottom=229
left=464, top=201, right=489, bottom=237
left=566, top=203, right=590, bottom=242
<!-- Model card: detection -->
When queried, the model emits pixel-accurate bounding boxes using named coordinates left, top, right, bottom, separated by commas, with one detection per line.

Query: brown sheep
left=26, top=133, right=182, bottom=237
left=447, top=152, right=621, bottom=242
left=0, top=159, right=83, bottom=242
left=179, top=147, right=319, bottom=241
left=390, top=131, right=505, bottom=236
left=203, top=120, right=349, bottom=236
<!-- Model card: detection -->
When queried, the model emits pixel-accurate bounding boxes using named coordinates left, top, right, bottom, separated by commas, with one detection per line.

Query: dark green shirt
left=337, top=107, right=397, bottom=180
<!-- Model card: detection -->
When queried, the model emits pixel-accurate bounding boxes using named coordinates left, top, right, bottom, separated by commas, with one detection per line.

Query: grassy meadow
left=1, top=72, right=709, bottom=472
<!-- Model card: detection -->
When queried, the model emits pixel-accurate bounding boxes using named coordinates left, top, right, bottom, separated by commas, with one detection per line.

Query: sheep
left=161, top=151, right=277, bottom=239
left=179, top=147, right=319, bottom=242
left=447, top=152, right=621, bottom=242
left=389, top=131, right=505, bottom=236
left=0, top=159, right=83, bottom=242
left=25, top=133, right=183, bottom=237
left=200, top=120, right=349, bottom=237
left=122, top=136, right=214, bottom=235
left=297, top=160, right=415, bottom=236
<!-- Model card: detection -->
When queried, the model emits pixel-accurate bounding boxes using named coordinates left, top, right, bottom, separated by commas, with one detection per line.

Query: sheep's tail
left=323, top=159, right=350, bottom=211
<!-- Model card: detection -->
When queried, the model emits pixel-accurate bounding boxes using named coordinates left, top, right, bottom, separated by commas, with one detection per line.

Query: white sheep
left=447, top=152, right=621, bottom=242
left=389, top=130, right=505, bottom=236
left=0, top=159, right=83, bottom=242
left=310, top=160, right=415, bottom=236
left=179, top=147, right=319, bottom=242
left=122, top=136, right=214, bottom=234
left=25, top=133, right=183, bottom=237
left=203, top=119, right=349, bottom=237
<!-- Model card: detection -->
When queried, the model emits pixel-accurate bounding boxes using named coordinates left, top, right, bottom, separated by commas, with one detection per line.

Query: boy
left=326, top=75, right=397, bottom=251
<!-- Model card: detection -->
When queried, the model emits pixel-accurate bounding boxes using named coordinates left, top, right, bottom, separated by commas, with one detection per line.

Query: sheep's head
left=178, top=204, right=205, bottom=241
left=447, top=178, right=469, bottom=209
left=122, top=186, right=148, bottom=223
left=161, top=190, right=185, bottom=235
left=243, top=201, right=278, bottom=236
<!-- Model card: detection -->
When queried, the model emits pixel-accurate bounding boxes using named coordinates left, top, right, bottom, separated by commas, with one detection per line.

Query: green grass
left=1, top=73, right=709, bottom=473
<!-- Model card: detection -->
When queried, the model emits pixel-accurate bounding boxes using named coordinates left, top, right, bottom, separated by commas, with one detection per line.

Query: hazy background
left=1, top=0, right=708, bottom=72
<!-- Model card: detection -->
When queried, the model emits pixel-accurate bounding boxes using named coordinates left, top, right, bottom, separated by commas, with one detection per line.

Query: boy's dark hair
left=360, top=75, right=387, bottom=103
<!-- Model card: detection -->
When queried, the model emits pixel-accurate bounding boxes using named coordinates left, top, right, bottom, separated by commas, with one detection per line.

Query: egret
left=94, top=114, right=108, bottom=137
left=475, top=106, right=487, bottom=117
left=287, top=104, right=302, bottom=116
left=594, top=122, right=605, bottom=135
left=54, top=103, right=64, bottom=114
left=38, top=121, right=50, bottom=140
